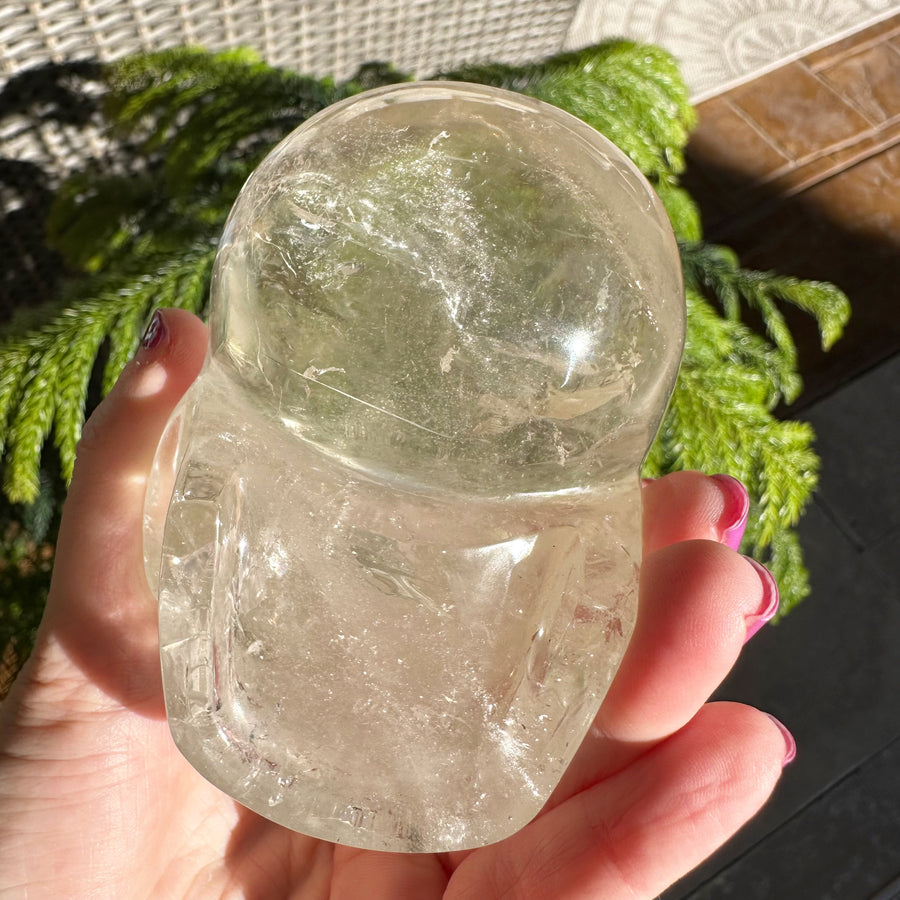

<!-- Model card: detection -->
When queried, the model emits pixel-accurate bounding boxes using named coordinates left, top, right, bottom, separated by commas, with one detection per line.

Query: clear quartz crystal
left=144, top=82, right=685, bottom=852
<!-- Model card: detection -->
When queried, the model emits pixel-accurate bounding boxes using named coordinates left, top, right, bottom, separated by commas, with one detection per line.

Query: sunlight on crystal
left=146, top=81, right=685, bottom=854
left=563, top=328, right=593, bottom=387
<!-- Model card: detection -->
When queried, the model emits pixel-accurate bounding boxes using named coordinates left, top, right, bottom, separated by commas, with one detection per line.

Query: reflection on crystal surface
left=145, top=82, right=684, bottom=852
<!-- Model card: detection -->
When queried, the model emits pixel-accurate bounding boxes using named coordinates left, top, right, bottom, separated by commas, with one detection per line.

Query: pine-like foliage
left=0, top=43, right=850, bottom=676
left=1, top=250, right=213, bottom=500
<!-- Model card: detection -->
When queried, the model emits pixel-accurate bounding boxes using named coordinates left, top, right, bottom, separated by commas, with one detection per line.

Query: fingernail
left=764, top=713, right=797, bottom=766
left=743, top=557, right=780, bottom=643
left=641, top=477, right=656, bottom=488
left=711, top=474, right=749, bottom=551
left=139, top=310, right=167, bottom=354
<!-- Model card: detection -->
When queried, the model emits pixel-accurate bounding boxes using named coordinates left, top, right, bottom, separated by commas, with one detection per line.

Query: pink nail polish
left=743, top=557, right=780, bottom=643
left=711, top=473, right=750, bottom=551
left=140, top=310, right=167, bottom=353
left=764, top=713, right=797, bottom=766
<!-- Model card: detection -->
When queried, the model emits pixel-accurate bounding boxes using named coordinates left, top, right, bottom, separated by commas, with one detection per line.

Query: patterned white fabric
left=566, top=0, right=899, bottom=99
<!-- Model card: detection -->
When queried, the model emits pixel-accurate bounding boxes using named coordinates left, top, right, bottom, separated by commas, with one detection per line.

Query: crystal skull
left=144, top=82, right=685, bottom=852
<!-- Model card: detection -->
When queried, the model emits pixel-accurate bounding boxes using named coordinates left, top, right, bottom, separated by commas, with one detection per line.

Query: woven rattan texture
left=1, top=1, right=579, bottom=80
left=0, top=1, right=579, bottom=316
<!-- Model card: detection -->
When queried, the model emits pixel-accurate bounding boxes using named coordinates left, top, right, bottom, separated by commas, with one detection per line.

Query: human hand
left=0, top=309, right=792, bottom=899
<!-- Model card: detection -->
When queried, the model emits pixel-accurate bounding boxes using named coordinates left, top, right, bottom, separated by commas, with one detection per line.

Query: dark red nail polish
left=711, top=473, right=750, bottom=551
left=140, top=310, right=167, bottom=352
left=743, top=557, right=780, bottom=643
left=764, top=713, right=797, bottom=766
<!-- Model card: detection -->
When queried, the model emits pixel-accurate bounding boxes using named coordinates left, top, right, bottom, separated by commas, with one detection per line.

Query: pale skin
left=0, top=309, right=792, bottom=899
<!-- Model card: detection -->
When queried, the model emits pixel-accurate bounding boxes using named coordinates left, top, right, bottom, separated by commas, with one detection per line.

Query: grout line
left=809, top=494, right=866, bottom=555
left=803, top=60, right=882, bottom=129
left=692, top=12, right=900, bottom=103
left=685, top=731, right=900, bottom=897
left=724, top=98, right=796, bottom=163
left=806, top=20, right=900, bottom=73
left=778, top=62, right=886, bottom=162
left=776, top=126, right=900, bottom=192
left=706, top=126, right=900, bottom=243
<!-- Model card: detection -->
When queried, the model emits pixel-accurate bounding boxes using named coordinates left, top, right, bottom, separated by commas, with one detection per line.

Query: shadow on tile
left=681, top=145, right=900, bottom=411
left=662, top=354, right=900, bottom=900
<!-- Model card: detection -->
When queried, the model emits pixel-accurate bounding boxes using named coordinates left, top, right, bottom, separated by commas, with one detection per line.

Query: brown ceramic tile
left=801, top=141, right=900, bottom=242
left=699, top=144, right=900, bottom=405
left=731, top=144, right=900, bottom=267
left=681, top=17, right=900, bottom=405
left=805, top=12, right=900, bottom=70
left=683, top=95, right=793, bottom=223
left=678, top=164, right=734, bottom=226
left=762, top=120, right=900, bottom=200
left=689, top=96, right=792, bottom=183
left=819, top=42, right=900, bottom=125
left=689, top=116, right=900, bottom=231
left=730, top=62, right=872, bottom=162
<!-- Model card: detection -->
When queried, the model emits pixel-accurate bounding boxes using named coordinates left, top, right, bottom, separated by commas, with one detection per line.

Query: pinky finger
left=449, top=702, right=794, bottom=900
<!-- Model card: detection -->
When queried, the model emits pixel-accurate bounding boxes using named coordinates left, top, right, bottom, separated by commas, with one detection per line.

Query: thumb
left=39, top=309, right=208, bottom=712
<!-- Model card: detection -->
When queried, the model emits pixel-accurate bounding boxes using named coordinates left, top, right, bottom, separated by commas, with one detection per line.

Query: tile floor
left=663, top=14, right=900, bottom=900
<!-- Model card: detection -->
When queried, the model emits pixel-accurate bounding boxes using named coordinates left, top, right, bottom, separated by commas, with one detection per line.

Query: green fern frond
left=647, top=280, right=821, bottom=612
left=106, top=47, right=337, bottom=197
left=754, top=275, right=851, bottom=352
left=441, top=41, right=695, bottom=182
left=528, top=42, right=696, bottom=178
left=756, top=526, right=810, bottom=616
left=3, top=345, right=60, bottom=504
left=99, top=250, right=212, bottom=393
left=103, top=302, right=147, bottom=395
left=0, top=247, right=215, bottom=502
left=679, top=242, right=851, bottom=405
left=753, top=418, right=819, bottom=545
left=679, top=242, right=742, bottom=318
left=109, top=46, right=267, bottom=129
left=53, top=305, right=114, bottom=479
left=680, top=241, right=851, bottom=350
left=682, top=291, right=786, bottom=409
left=655, top=179, right=703, bottom=242
left=46, top=166, right=220, bottom=275
left=0, top=344, right=31, bottom=458
left=652, top=364, right=818, bottom=548
left=47, top=169, right=159, bottom=272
